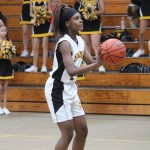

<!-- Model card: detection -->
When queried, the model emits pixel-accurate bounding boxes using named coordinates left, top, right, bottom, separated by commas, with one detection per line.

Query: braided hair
left=53, top=4, right=78, bottom=37
left=0, top=11, right=7, bottom=27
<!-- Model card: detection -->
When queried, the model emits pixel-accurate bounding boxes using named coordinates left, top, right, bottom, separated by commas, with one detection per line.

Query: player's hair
left=53, top=4, right=78, bottom=37
left=0, top=11, right=7, bottom=26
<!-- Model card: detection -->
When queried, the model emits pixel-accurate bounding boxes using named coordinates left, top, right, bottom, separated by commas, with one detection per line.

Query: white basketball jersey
left=50, top=34, right=85, bottom=83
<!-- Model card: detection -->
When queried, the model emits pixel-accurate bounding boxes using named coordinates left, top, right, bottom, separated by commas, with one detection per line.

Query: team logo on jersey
left=74, top=51, right=84, bottom=62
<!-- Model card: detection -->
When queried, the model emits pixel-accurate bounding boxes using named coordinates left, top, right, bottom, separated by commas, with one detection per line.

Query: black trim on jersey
left=51, top=79, right=64, bottom=113
left=52, top=47, right=65, bottom=80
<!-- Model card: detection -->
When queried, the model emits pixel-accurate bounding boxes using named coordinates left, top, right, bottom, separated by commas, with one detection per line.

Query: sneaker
left=25, top=66, right=38, bottom=72
left=3, top=107, right=10, bottom=115
left=133, top=49, right=145, bottom=58
left=99, top=65, right=106, bottom=73
left=0, top=107, right=4, bottom=115
left=30, top=51, right=34, bottom=56
left=41, top=66, right=47, bottom=73
left=20, top=50, right=29, bottom=57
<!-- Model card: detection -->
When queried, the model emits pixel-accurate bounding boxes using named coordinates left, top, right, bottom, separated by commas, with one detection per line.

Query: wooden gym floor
left=0, top=112, right=150, bottom=150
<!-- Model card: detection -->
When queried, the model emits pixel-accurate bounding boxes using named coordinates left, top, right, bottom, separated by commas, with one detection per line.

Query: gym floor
left=0, top=112, right=150, bottom=150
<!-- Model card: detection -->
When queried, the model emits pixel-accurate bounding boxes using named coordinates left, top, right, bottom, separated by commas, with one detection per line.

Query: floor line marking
left=0, top=134, right=150, bottom=143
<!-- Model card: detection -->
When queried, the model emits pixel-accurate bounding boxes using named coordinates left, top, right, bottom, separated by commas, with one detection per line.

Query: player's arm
left=95, top=0, right=106, bottom=16
left=59, top=41, right=101, bottom=77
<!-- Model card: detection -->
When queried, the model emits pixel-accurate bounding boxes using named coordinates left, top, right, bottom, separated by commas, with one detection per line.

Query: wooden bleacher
left=1, top=0, right=150, bottom=115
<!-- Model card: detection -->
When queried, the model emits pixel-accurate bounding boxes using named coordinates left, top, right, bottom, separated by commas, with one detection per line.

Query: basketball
left=101, top=38, right=126, bottom=65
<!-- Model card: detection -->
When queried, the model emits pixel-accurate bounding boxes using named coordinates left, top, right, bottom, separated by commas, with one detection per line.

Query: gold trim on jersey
left=79, top=31, right=102, bottom=35
left=77, top=74, right=86, bottom=81
left=32, top=32, right=53, bottom=38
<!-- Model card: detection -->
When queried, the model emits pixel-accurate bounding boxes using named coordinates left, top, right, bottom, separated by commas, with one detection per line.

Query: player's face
left=68, top=12, right=83, bottom=32
left=0, top=26, right=7, bottom=38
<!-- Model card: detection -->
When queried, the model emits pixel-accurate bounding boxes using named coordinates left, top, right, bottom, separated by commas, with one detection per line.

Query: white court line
left=0, top=134, right=150, bottom=143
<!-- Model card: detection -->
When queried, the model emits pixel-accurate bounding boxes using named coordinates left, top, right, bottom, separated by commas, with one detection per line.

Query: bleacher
left=1, top=0, right=150, bottom=115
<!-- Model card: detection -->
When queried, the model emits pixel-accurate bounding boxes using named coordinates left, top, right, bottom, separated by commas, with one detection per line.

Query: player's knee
left=78, top=125, right=88, bottom=138
left=65, top=130, right=74, bottom=141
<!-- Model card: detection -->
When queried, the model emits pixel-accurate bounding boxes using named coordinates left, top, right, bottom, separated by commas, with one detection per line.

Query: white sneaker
left=133, top=49, right=145, bottom=58
left=0, top=107, right=4, bottom=115
left=30, top=51, right=34, bottom=56
left=3, top=107, right=10, bottom=115
left=20, top=50, right=29, bottom=57
left=41, top=66, right=47, bottom=73
left=25, top=66, right=38, bottom=72
left=99, top=65, right=106, bottom=73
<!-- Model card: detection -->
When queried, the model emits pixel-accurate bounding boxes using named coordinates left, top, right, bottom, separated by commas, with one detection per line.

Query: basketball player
left=45, top=4, right=102, bottom=150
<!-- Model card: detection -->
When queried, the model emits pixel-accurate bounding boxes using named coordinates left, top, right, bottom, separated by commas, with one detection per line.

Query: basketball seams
left=101, top=39, right=126, bottom=65
left=102, top=46, right=126, bottom=56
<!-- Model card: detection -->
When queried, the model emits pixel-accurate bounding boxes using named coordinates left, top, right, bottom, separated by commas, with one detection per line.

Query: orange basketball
left=101, top=38, right=126, bottom=65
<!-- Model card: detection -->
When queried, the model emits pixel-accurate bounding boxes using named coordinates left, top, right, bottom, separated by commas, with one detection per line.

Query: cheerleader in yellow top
left=20, top=0, right=33, bottom=57
left=0, top=25, right=16, bottom=115
left=25, top=0, right=53, bottom=73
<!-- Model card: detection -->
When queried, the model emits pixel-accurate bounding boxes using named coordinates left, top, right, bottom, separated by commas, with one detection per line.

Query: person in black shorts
left=133, top=0, right=150, bottom=57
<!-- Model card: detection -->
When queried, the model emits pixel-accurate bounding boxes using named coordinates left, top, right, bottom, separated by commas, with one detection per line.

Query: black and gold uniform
left=20, top=0, right=32, bottom=24
left=0, top=40, right=15, bottom=79
left=140, top=0, right=150, bottom=20
left=31, top=0, right=53, bottom=38
left=75, top=0, right=102, bottom=34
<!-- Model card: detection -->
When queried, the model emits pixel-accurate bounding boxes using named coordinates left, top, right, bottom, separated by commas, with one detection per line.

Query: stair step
left=10, top=72, right=150, bottom=87
left=11, top=57, right=150, bottom=71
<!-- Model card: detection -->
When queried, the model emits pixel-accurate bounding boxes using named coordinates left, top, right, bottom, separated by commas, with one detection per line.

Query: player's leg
left=55, top=120, right=74, bottom=150
left=72, top=115, right=88, bottom=150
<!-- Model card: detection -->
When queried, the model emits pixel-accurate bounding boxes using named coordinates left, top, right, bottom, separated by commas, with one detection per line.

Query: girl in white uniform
left=45, top=4, right=102, bottom=150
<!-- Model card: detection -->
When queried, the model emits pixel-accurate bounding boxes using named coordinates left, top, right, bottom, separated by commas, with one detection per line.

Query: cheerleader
left=20, top=0, right=33, bottom=57
left=25, top=0, right=53, bottom=72
left=133, top=0, right=150, bottom=57
left=74, top=0, right=106, bottom=73
left=0, top=26, right=16, bottom=115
